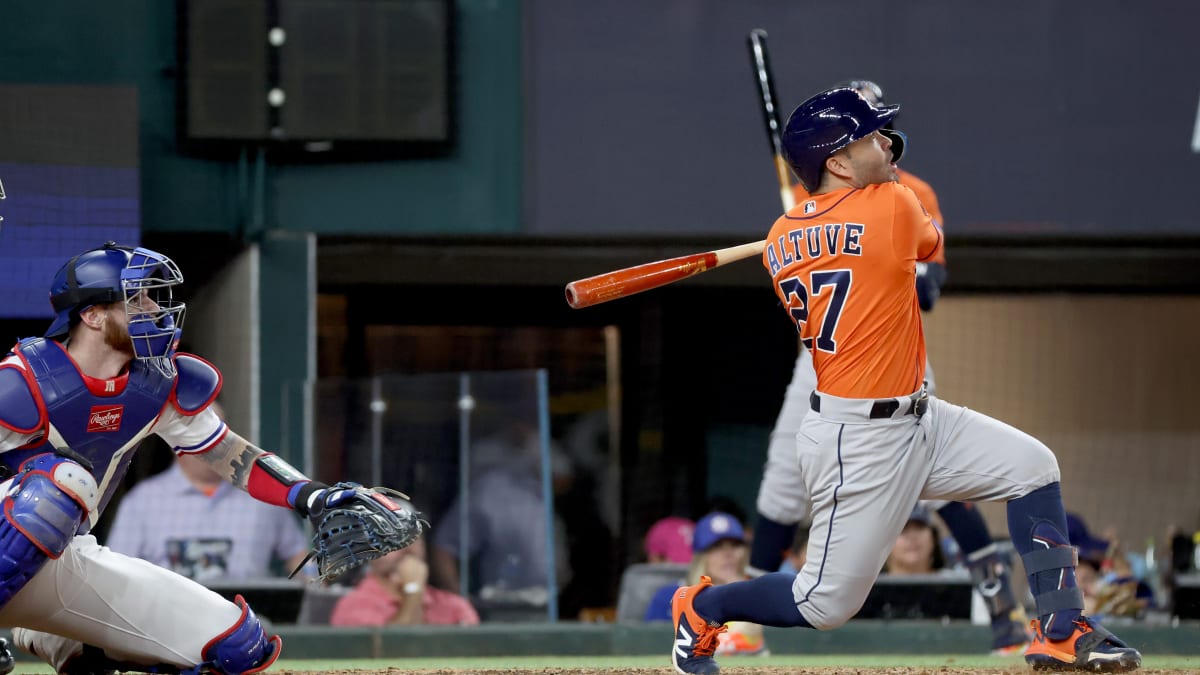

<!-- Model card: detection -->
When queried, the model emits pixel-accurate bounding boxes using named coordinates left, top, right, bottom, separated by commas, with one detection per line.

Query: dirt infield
left=274, top=662, right=1200, bottom=667
left=272, top=669, right=1191, bottom=675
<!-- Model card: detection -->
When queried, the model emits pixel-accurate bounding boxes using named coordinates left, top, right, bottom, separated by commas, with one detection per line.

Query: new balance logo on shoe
left=674, top=624, right=693, bottom=660
left=671, top=576, right=725, bottom=675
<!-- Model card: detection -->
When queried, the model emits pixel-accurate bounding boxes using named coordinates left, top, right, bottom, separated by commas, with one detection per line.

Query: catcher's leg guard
left=181, top=595, right=281, bottom=675
left=0, top=454, right=99, bottom=608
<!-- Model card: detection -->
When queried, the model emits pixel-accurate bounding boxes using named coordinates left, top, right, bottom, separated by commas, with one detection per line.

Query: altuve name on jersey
left=766, top=223, right=865, bottom=276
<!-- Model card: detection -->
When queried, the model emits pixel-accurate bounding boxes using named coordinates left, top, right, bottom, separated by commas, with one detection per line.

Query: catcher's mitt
left=292, top=482, right=428, bottom=583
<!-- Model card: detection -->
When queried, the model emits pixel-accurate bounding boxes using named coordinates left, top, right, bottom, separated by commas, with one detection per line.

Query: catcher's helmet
left=782, top=87, right=906, bottom=192
left=46, top=241, right=185, bottom=376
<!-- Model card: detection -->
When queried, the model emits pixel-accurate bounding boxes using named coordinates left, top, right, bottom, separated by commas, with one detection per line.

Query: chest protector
left=4, top=338, right=176, bottom=525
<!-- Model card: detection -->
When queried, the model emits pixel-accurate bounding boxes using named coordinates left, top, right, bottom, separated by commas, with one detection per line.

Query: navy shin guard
left=1006, top=482, right=1082, bottom=639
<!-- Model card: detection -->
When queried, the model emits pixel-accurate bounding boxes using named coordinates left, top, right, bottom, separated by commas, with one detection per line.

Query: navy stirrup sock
left=693, top=573, right=811, bottom=628
left=936, top=501, right=992, bottom=556
left=1007, top=482, right=1082, bottom=639
left=749, top=514, right=798, bottom=575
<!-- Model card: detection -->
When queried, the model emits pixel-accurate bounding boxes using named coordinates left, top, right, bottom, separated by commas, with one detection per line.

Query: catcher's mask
left=46, top=241, right=186, bottom=377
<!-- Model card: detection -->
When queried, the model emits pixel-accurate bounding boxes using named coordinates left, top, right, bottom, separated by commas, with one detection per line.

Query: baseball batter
left=749, top=79, right=1029, bottom=655
left=0, top=242, right=419, bottom=674
left=669, top=87, right=1141, bottom=674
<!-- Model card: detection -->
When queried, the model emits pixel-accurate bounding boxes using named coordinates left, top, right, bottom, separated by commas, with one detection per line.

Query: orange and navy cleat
left=1024, top=616, right=1142, bottom=672
left=670, top=575, right=726, bottom=675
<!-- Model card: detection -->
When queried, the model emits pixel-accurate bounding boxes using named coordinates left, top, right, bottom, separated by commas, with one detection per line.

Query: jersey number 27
left=777, top=269, right=852, bottom=353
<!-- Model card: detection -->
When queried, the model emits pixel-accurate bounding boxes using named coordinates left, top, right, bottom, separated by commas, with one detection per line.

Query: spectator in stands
left=882, top=505, right=946, bottom=575
left=1066, top=512, right=1155, bottom=619
left=430, top=418, right=572, bottom=611
left=643, top=512, right=767, bottom=655
left=1066, top=512, right=1111, bottom=567
left=105, top=403, right=310, bottom=580
left=330, top=538, right=479, bottom=626
left=777, top=525, right=810, bottom=575
left=644, top=516, right=695, bottom=564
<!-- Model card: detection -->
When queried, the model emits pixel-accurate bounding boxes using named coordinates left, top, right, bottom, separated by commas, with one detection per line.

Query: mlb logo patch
left=88, top=405, right=124, bottom=433
left=804, top=200, right=816, bottom=214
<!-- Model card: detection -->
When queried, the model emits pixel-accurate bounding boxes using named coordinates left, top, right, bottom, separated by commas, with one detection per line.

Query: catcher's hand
left=292, top=482, right=428, bottom=583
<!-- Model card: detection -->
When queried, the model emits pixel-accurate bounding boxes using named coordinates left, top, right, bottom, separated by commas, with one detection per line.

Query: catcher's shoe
left=671, top=575, right=726, bottom=675
left=1024, top=616, right=1142, bottom=672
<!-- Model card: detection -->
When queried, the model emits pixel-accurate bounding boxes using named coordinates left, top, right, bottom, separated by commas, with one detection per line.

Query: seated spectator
left=644, top=516, right=695, bottom=564
left=330, top=538, right=479, bottom=626
left=105, top=448, right=310, bottom=581
left=643, top=511, right=766, bottom=655
left=430, top=420, right=572, bottom=611
left=1066, top=512, right=1112, bottom=567
left=777, top=525, right=810, bottom=575
left=883, top=505, right=946, bottom=575
left=1067, top=512, right=1155, bottom=619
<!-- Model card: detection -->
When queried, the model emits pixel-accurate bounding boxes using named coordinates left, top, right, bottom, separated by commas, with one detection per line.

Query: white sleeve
left=154, top=405, right=227, bottom=454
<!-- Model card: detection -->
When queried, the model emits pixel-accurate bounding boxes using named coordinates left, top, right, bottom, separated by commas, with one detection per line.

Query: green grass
left=10, top=654, right=1200, bottom=673
left=273, top=653, right=1199, bottom=670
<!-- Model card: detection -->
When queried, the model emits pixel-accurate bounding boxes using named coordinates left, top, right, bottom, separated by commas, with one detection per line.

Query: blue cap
left=692, top=512, right=746, bottom=553
left=1066, top=512, right=1108, bottom=562
left=907, top=504, right=935, bottom=527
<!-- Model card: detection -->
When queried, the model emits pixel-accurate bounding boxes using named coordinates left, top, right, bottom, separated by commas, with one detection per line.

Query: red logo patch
left=87, top=405, right=124, bottom=433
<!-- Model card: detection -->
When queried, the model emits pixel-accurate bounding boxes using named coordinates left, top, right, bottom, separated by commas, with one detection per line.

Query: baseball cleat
left=1024, top=616, right=1142, bottom=672
left=671, top=575, right=725, bottom=674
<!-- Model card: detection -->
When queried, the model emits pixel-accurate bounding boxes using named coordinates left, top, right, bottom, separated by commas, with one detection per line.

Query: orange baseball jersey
left=764, top=182, right=943, bottom=399
left=793, top=168, right=945, bottom=265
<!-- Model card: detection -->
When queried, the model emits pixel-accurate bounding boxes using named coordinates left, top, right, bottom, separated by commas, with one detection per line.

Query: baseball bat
left=564, top=239, right=765, bottom=309
left=747, top=28, right=796, bottom=212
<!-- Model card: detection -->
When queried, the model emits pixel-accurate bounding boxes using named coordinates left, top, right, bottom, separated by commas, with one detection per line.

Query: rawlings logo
left=87, top=405, right=124, bottom=433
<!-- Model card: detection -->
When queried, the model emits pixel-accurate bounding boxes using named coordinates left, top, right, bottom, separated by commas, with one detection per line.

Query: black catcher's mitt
left=292, top=482, right=428, bottom=583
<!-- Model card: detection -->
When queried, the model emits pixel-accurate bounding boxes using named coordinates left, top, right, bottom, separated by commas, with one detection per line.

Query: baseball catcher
left=0, top=242, right=425, bottom=675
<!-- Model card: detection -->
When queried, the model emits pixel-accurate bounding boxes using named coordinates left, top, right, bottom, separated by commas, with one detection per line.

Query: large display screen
left=0, top=85, right=140, bottom=319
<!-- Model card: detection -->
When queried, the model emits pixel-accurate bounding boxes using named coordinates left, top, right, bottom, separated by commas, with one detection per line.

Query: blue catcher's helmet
left=781, top=87, right=906, bottom=192
left=46, top=241, right=185, bottom=376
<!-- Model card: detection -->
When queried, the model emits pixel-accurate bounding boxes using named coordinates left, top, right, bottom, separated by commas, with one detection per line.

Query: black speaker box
left=179, top=0, right=454, bottom=160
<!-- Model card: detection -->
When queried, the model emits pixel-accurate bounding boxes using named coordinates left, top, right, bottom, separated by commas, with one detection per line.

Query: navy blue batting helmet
left=47, top=241, right=185, bottom=375
left=782, top=87, right=906, bottom=192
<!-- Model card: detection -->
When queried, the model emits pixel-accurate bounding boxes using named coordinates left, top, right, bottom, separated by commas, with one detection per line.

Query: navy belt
left=809, top=390, right=929, bottom=419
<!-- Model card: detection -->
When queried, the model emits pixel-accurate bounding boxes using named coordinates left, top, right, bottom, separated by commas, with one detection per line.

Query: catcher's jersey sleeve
left=154, top=405, right=227, bottom=453
left=764, top=182, right=937, bottom=399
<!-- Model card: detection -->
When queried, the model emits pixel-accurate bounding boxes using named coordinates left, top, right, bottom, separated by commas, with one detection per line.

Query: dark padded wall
left=526, top=0, right=1200, bottom=237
